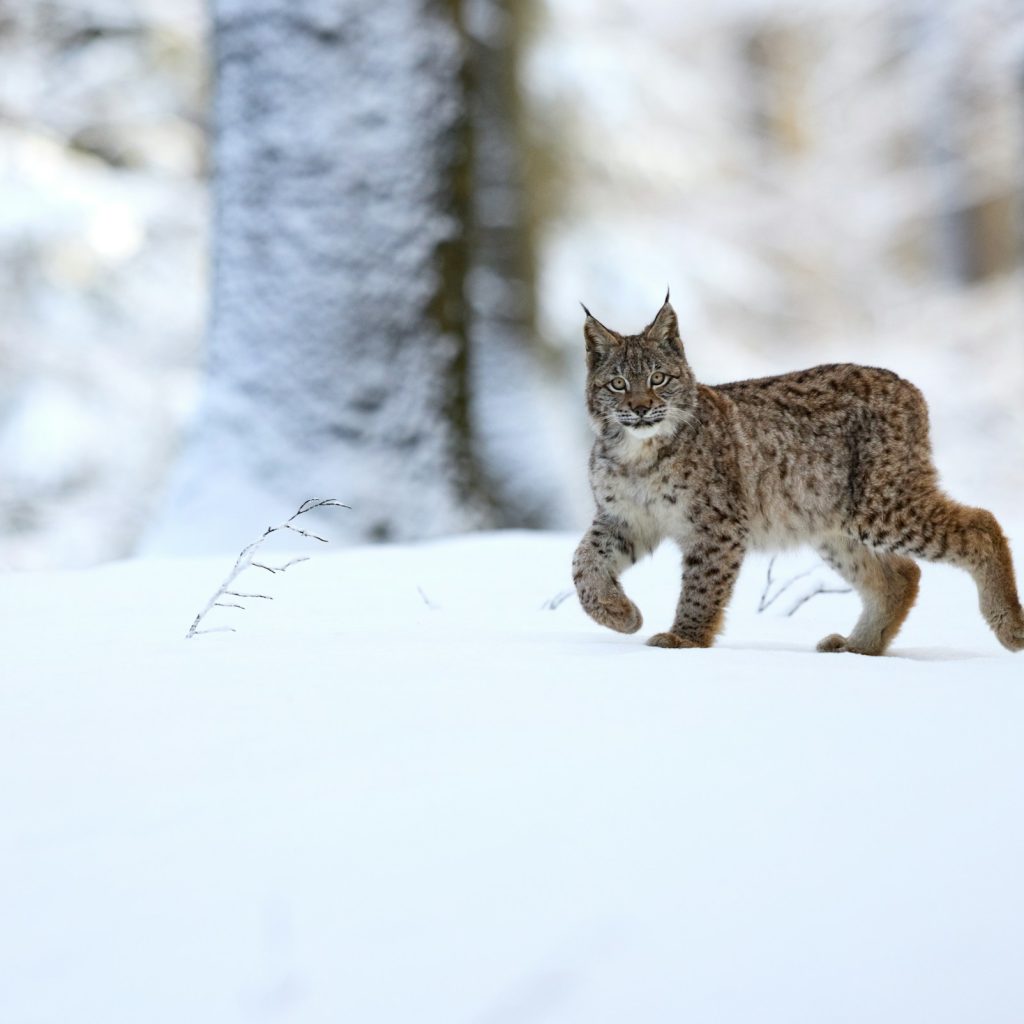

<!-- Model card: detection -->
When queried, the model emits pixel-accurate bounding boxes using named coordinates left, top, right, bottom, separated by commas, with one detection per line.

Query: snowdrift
left=3, top=530, right=1022, bottom=1022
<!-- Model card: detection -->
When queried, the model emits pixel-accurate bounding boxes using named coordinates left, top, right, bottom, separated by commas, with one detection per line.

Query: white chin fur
left=623, top=421, right=665, bottom=437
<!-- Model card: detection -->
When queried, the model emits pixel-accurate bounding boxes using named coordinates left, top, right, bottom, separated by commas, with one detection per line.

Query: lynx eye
left=650, top=371, right=667, bottom=387
left=608, top=377, right=628, bottom=392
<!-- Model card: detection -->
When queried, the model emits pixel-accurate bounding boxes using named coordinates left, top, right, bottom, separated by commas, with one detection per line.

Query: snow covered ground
left=3, top=528, right=1023, bottom=1023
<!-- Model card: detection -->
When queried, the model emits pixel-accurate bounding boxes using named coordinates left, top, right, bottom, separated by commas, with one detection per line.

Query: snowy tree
left=149, top=0, right=502, bottom=551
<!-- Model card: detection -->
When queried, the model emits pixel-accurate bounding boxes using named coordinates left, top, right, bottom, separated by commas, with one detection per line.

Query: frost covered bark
left=149, top=0, right=493, bottom=551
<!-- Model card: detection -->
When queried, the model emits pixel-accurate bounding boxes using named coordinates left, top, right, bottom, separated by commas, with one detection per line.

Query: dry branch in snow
left=758, top=556, right=851, bottom=617
left=185, top=498, right=348, bottom=638
left=541, top=589, right=573, bottom=611
left=784, top=582, right=854, bottom=617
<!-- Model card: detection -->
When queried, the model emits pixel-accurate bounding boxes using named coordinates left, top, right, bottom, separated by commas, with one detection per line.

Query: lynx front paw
left=994, top=612, right=1024, bottom=652
left=577, top=583, right=643, bottom=634
left=816, top=633, right=884, bottom=656
left=646, top=631, right=703, bottom=649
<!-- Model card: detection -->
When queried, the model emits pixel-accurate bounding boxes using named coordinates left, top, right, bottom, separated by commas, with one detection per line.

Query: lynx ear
left=645, top=292, right=681, bottom=349
left=581, top=304, right=621, bottom=369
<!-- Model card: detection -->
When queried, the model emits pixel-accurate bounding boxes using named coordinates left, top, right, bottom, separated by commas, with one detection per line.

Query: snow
left=3, top=529, right=1022, bottom=1022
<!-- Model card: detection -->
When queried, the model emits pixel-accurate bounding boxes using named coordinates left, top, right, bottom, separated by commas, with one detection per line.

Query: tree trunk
left=148, top=0, right=493, bottom=551
left=464, top=0, right=564, bottom=528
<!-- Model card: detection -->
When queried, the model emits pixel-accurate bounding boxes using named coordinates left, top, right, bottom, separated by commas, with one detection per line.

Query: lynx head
left=582, top=293, right=696, bottom=440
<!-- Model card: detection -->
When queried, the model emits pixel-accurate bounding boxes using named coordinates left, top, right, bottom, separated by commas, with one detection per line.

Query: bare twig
left=288, top=498, right=346, bottom=520
left=541, top=589, right=573, bottom=611
left=758, top=555, right=852, bottom=617
left=757, top=556, right=817, bottom=613
left=284, top=523, right=329, bottom=543
left=785, top=584, right=852, bottom=617
left=252, top=555, right=310, bottom=574
left=416, top=586, right=439, bottom=610
left=185, top=497, right=349, bottom=639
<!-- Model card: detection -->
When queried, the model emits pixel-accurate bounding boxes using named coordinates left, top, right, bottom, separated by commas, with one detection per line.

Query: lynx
left=572, top=295, right=1024, bottom=655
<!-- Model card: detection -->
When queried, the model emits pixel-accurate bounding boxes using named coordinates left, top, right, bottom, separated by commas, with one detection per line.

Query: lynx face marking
left=572, top=295, right=1023, bottom=655
left=584, top=300, right=696, bottom=443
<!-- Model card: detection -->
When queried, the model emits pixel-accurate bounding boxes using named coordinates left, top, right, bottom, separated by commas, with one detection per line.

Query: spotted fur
left=572, top=297, right=1024, bottom=655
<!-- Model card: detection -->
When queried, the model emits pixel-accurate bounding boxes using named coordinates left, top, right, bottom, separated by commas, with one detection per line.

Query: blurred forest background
left=2, top=0, right=1023, bottom=568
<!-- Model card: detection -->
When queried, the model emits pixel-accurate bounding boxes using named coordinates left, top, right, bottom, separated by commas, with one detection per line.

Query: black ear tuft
left=582, top=304, right=621, bottom=369
left=646, top=295, right=680, bottom=347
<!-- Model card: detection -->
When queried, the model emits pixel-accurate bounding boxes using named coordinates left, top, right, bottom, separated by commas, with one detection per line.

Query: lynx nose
left=632, top=402, right=651, bottom=418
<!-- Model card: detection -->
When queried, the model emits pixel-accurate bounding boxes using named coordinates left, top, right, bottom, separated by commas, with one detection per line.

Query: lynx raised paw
left=646, top=631, right=703, bottom=649
left=815, top=633, right=884, bottom=656
left=596, top=594, right=643, bottom=634
left=578, top=584, right=643, bottom=634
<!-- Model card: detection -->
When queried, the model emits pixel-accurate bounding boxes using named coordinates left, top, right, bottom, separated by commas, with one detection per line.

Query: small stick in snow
left=785, top=584, right=852, bottom=617
left=757, top=556, right=851, bottom=617
left=185, top=497, right=349, bottom=638
left=284, top=524, right=329, bottom=543
left=757, top=556, right=817, bottom=613
left=416, top=586, right=439, bottom=610
left=541, top=589, right=573, bottom=611
left=252, top=556, right=310, bottom=574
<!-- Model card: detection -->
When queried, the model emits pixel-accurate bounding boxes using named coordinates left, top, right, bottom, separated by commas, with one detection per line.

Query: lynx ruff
left=572, top=296, right=1024, bottom=655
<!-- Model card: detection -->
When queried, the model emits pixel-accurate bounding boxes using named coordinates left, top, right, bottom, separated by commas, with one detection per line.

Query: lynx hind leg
left=815, top=537, right=921, bottom=656
left=868, top=498, right=1024, bottom=653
